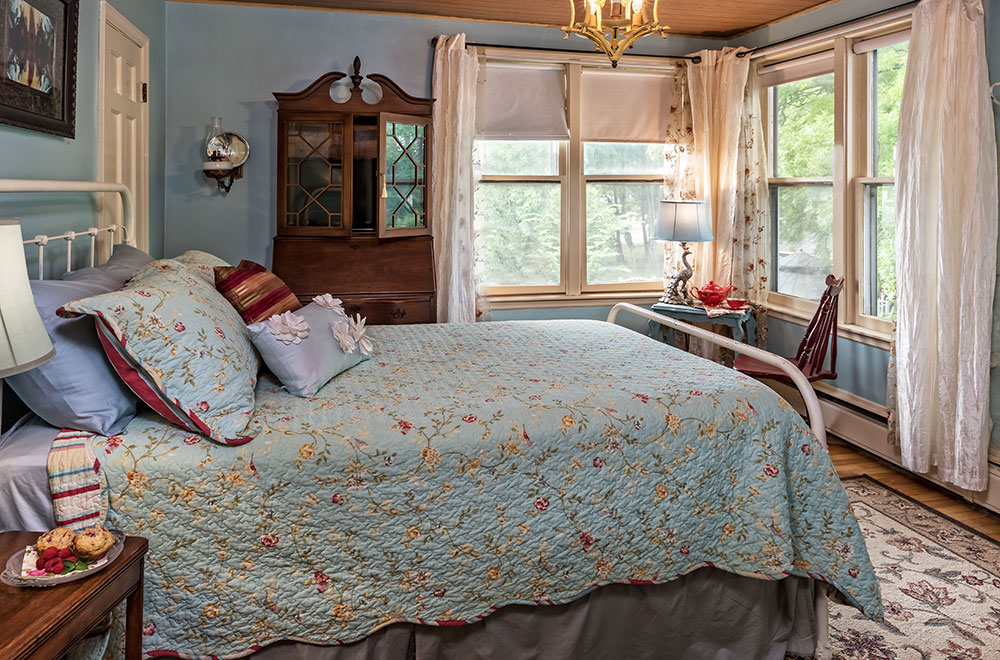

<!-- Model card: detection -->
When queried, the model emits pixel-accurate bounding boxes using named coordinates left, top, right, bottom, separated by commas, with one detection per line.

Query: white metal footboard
left=606, top=302, right=832, bottom=660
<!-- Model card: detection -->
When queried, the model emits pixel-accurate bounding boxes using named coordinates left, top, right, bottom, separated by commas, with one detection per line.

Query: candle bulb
left=611, top=0, right=622, bottom=19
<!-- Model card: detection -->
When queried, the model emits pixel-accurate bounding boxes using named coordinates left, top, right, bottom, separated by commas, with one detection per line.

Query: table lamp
left=0, top=219, right=55, bottom=425
left=653, top=200, right=713, bottom=305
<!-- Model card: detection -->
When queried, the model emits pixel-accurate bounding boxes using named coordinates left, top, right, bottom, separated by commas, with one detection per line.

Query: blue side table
left=647, top=302, right=757, bottom=347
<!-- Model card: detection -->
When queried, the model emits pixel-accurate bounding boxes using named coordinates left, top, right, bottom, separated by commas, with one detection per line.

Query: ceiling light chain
left=562, top=0, right=670, bottom=67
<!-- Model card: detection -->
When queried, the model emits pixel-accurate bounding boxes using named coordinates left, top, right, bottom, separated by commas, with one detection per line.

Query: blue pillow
left=61, top=243, right=153, bottom=288
left=5, top=279, right=138, bottom=435
left=247, top=301, right=371, bottom=397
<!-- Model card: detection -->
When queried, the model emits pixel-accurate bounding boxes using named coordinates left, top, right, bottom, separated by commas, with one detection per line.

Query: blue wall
left=162, top=2, right=719, bottom=266
left=768, top=318, right=889, bottom=405
left=0, top=0, right=166, bottom=276
left=491, top=306, right=651, bottom=336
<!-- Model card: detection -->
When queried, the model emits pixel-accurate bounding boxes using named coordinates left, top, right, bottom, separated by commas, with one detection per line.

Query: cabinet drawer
left=340, top=297, right=434, bottom=325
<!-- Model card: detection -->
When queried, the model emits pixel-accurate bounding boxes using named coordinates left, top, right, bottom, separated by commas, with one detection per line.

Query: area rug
left=827, top=476, right=1000, bottom=659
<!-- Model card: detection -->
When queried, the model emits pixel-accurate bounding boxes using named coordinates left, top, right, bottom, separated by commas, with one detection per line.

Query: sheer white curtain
left=895, top=0, right=998, bottom=490
left=431, top=34, right=479, bottom=323
left=685, top=48, right=751, bottom=289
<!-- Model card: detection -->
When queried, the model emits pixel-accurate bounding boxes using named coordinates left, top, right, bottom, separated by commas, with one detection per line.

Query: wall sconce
left=202, top=116, right=250, bottom=194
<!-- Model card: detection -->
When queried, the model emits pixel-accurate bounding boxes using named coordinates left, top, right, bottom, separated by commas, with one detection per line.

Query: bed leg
left=814, top=585, right=831, bottom=660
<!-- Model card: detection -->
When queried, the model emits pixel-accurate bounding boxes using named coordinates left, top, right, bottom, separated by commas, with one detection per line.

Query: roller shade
left=478, top=63, right=569, bottom=140
left=853, top=30, right=910, bottom=54
left=580, top=69, right=673, bottom=142
left=758, top=51, right=834, bottom=86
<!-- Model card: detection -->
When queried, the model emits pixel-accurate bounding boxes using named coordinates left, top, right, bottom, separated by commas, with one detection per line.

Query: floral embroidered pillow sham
left=173, top=249, right=232, bottom=285
left=247, top=295, right=372, bottom=397
left=58, top=259, right=260, bottom=445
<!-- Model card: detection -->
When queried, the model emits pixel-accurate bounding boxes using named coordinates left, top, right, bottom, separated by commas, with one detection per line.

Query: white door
left=99, top=3, right=149, bottom=258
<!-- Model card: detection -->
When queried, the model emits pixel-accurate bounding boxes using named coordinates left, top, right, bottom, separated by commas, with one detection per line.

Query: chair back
left=793, top=275, right=844, bottom=379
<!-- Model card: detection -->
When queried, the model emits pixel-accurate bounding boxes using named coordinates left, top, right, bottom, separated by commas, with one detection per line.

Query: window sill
left=766, top=306, right=892, bottom=350
left=487, top=292, right=662, bottom=310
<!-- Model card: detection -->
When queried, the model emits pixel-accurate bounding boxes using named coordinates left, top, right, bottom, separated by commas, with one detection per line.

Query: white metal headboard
left=0, top=179, right=136, bottom=280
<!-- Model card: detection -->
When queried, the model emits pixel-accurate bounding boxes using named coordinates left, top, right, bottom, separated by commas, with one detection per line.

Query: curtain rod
left=432, top=0, right=918, bottom=63
left=429, top=36, right=710, bottom=63
left=741, top=0, right=918, bottom=58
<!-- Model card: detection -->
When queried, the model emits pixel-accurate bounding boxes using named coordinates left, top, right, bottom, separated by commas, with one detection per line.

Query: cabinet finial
left=351, top=57, right=363, bottom=89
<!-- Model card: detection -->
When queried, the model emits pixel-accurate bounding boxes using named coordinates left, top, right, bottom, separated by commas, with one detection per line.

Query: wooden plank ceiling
left=207, top=0, right=833, bottom=39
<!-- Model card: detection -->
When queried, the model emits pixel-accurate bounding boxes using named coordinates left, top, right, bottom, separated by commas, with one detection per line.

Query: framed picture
left=0, top=0, right=78, bottom=138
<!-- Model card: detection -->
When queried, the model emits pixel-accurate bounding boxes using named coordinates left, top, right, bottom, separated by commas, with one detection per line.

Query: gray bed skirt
left=246, top=568, right=818, bottom=660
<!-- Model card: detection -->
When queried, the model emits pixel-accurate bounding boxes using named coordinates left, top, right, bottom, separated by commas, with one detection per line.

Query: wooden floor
left=829, top=436, right=1000, bottom=542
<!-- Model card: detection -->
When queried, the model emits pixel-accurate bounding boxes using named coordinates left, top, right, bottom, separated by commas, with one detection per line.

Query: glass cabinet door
left=283, top=118, right=351, bottom=234
left=380, top=114, right=430, bottom=236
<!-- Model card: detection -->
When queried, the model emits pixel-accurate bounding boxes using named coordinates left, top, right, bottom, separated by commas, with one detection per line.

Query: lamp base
left=662, top=241, right=695, bottom=305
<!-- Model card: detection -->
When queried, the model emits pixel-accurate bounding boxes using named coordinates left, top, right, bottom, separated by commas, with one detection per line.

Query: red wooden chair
left=734, top=274, right=844, bottom=384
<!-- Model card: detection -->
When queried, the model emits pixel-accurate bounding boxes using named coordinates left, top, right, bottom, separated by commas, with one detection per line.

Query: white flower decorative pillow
left=58, top=259, right=260, bottom=445
left=247, top=296, right=372, bottom=397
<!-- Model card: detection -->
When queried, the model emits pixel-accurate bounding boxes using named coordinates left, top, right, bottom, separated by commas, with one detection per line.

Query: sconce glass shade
left=654, top=200, right=713, bottom=243
left=206, top=116, right=225, bottom=159
left=0, top=219, right=55, bottom=377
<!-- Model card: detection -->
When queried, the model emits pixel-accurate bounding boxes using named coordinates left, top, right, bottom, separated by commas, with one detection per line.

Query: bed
left=0, top=179, right=882, bottom=660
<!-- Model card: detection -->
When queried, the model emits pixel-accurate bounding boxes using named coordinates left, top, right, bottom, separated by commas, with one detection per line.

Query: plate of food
left=1, top=526, right=124, bottom=588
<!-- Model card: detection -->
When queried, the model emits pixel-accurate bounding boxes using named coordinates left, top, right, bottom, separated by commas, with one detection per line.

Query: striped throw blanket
left=46, top=429, right=107, bottom=530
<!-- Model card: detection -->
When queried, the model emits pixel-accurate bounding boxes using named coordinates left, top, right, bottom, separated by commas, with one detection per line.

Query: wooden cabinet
left=272, top=58, right=435, bottom=323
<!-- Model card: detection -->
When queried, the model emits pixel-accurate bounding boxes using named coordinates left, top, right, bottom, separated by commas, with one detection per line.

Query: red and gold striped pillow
left=214, top=260, right=301, bottom=324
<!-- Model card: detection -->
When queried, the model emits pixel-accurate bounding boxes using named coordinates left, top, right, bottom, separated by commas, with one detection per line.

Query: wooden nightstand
left=648, top=302, right=758, bottom=347
left=0, top=530, right=148, bottom=660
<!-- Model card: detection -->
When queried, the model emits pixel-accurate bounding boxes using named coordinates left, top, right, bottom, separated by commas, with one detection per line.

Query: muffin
left=36, top=527, right=77, bottom=554
left=74, top=527, right=115, bottom=560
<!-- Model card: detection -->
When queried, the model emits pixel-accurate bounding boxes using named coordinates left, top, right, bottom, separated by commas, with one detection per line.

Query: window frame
left=760, top=57, right=836, bottom=315
left=477, top=59, right=678, bottom=303
left=757, top=17, right=911, bottom=346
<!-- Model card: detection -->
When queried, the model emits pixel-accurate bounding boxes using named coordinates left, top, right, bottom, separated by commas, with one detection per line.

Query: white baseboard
left=770, top=382, right=1000, bottom=517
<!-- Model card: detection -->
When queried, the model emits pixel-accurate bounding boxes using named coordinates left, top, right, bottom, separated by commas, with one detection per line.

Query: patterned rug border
left=841, top=474, right=1000, bottom=576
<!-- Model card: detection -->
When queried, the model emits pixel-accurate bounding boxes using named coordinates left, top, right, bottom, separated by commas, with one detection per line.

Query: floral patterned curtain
left=663, top=59, right=770, bottom=353
left=731, top=70, right=770, bottom=306
left=662, top=71, right=697, bottom=284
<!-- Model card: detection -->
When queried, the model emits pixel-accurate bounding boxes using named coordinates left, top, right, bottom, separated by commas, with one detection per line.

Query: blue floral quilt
left=58, top=320, right=882, bottom=658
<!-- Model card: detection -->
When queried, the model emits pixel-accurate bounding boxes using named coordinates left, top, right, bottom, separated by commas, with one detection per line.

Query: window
left=474, top=140, right=563, bottom=289
left=584, top=143, right=666, bottom=285
left=475, top=58, right=677, bottom=299
left=769, top=70, right=835, bottom=300
left=760, top=24, right=909, bottom=339
left=861, top=39, right=908, bottom=321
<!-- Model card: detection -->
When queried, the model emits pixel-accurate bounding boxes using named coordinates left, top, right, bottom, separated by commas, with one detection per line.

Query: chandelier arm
left=611, top=23, right=658, bottom=60
left=568, top=0, right=576, bottom=30
left=652, top=0, right=660, bottom=25
left=577, top=25, right=618, bottom=60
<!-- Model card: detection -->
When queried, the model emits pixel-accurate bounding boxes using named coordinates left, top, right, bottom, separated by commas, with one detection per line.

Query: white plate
left=0, top=530, right=125, bottom=588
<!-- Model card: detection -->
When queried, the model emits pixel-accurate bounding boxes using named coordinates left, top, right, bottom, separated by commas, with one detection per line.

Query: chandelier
left=562, top=0, right=670, bottom=67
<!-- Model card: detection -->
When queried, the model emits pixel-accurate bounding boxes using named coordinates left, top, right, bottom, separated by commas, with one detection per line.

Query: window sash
left=758, top=23, right=908, bottom=343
